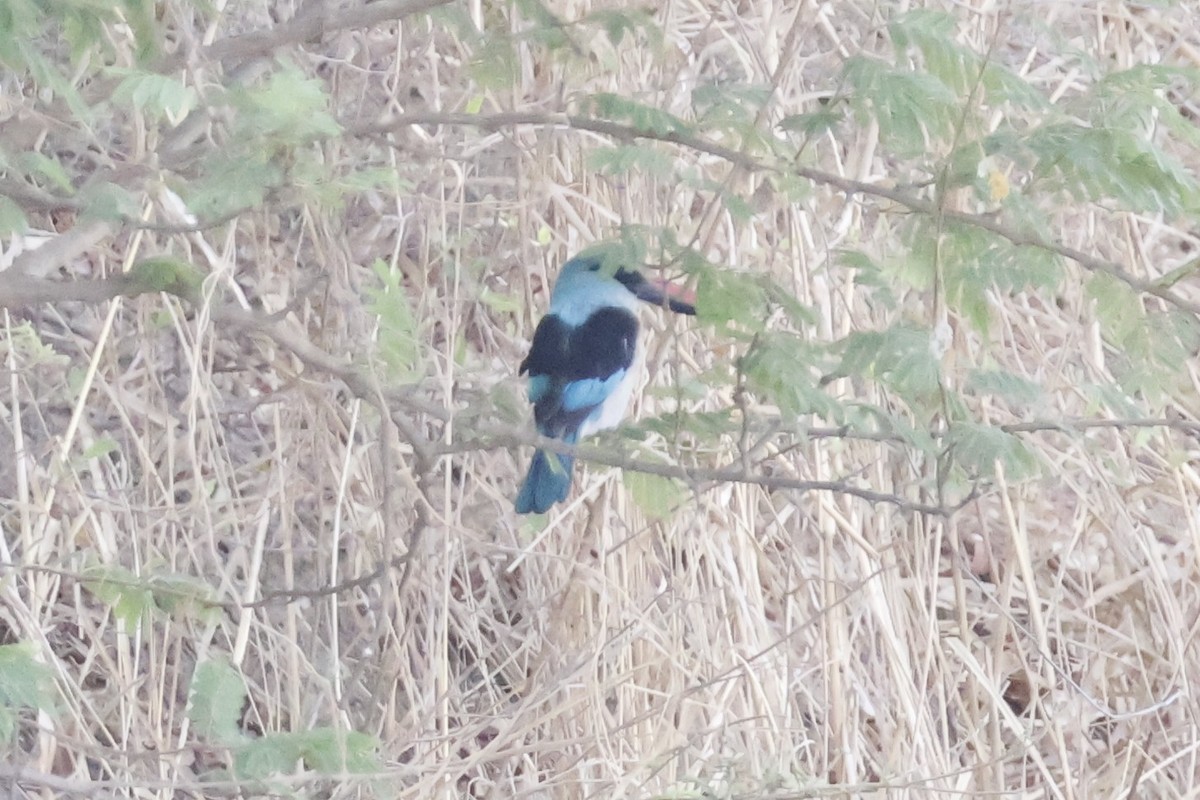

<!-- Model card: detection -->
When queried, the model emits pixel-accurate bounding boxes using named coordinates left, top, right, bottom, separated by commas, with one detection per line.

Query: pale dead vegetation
left=3, top=0, right=1200, bottom=798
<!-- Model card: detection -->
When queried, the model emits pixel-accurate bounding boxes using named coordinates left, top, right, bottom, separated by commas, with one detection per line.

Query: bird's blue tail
left=515, top=449, right=575, bottom=514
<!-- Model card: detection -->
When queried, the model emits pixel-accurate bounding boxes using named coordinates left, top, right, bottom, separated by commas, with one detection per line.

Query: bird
left=515, top=253, right=696, bottom=514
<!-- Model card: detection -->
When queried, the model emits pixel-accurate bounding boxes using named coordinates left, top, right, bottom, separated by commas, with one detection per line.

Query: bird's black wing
left=519, top=309, right=639, bottom=437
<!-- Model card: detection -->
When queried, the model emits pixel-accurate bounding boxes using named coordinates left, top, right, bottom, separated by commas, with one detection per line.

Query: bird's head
left=554, top=255, right=696, bottom=316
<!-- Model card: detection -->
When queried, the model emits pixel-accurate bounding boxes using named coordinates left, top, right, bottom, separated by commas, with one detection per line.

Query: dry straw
left=2, top=0, right=1200, bottom=797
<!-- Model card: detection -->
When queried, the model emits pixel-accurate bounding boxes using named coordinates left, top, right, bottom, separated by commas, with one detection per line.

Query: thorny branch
left=4, top=274, right=1196, bottom=524
left=356, top=111, right=1200, bottom=319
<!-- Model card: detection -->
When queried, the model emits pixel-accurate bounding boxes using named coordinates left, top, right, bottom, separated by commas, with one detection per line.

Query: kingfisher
left=515, top=253, right=696, bottom=514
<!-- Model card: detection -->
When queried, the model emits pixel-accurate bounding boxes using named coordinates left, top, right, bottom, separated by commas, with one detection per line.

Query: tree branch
left=5, top=272, right=1197, bottom=523
left=175, top=0, right=457, bottom=70
left=356, top=110, right=1200, bottom=318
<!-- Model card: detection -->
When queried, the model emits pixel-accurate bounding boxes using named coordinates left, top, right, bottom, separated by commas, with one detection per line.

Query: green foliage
left=583, top=93, right=690, bottom=136
left=231, top=66, right=342, bottom=143
left=843, top=56, right=961, bottom=158
left=693, top=266, right=769, bottom=331
left=778, top=106, right=845, bottom=140
left=366, top=259, right=423, bottom=381
left=575, top=237, right=650, bottom=277
left=1086, top=274, right=1200, bottom=402
left=0, top=644, right=56, bottom=743
left=2, top=322, right=70, bottom=367
left=624, top=471, right=687, bottom=518
left=946, top=422, right=1038, bottom=479
left=691, top=82, right=773, bottom=143
left=128, top=257, right=205, bottom=297
left=903, top=218, right=1064, bottom=332
left=469, top=35, right=519, bottom=89
left=742, top=334, right=840, bottom=421
left=78, top=435, right=119, bottom=462
left=111, top=70, right=197, bottom=122
left=76, top=180, right=141, bottom=222
left=587, top=143, right=675, bottom=178
left=168, top=64, right=344, bottom=218
left=235, top=729, right=379, bottom=778
left=188, top=658, right=245, bottom=743
left=15, top=151, right=74, bottom=195
left=512, top=0, right=573, bottom=50
left=836, top=326, right=942, bottom=402
left=0, top=196, right=28, bottom=237
left=83, top=564, right=219, bottom=628
left=1022, top=123, right=1199, bottom=215
left=188, top=658, right=380, bottom=780
left=888, top=10, right=978, bottom=97
left=966, top=369, right=1044, bottom=404
left=584, top=7, right=661, bottom=47
left=180, top=154, right=281, bottom=220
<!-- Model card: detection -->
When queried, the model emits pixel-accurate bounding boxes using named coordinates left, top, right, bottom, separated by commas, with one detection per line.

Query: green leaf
left=366, top=259, right=423, bottom=380
left=0, top=643, right=55, bottom=743
left=5, top=321, right=68, bottom=366
left=947, top=422, right=1037, bottom=479
left=233, top=65, right=341, bottom=142
left=966, top=370, right=1044, bottom=404
left=16, top=151, right=74, bottom=193
left=111, top=70, right=196, bottom=121
left=85, top=565, right=157, bottom=627
left=691, top=82, right=773, bottom=132
left=469, top=36, right=518, bottom=90
left=743, top=333, right=840, bottom=421
left=778, top=106, right=844, bottom=139
left=590, top=9, right=635, bottom=45
left=188, top=658, right=246, bottom=745
left=182, top=153, right=281, bottom=218
left=1152, top=258, right=1200, bottom=290
left=233, top=729, right=380, bottom=778
left=79, top=436, right=119, bottom=461
left=574, top=238, right=648, bottom=277
left=294, top=728, right=379, bottom=773
left=843, top=56, right=959, bottom=156
left=76, top=181, right=140, bottom=222
left=1022, top=123, right=1199, bottom=216
left=695, top=268, right=767, bottom=330
left=584, top=93, right=690, bottom=135
left=0, top=196, right=28, bottom=237
left=835, top=326, right=941, bottom=400
left=234, top=735, right=301, bottom=779
left=624, top=471, right=686, bottom=519
left=514, top=0, right=572, bottom=50
left=587, top=143, right=674, bottom=178
left=888, top=10, right=972, bottom=92
left=479, top=287, right=522, bottom=314
left=83, top=563, right=217, bottom=627
left=128, top=257, right=205, bottom=297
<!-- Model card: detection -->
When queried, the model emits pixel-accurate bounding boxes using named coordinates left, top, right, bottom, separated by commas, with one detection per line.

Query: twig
left=180, top=0, right=456, bottom=70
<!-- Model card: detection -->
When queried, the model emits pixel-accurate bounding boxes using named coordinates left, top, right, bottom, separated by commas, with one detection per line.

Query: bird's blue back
left=515, top=258, right=642, bottom=512
left=514, top=254, right=695, bottom=513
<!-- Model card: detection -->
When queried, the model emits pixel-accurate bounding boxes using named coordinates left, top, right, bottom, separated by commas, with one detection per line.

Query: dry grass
left=3, top=0, right=1200, bottom=798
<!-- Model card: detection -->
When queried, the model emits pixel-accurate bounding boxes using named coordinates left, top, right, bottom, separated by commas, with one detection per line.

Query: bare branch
left=182, top=0, right=457, bottom=70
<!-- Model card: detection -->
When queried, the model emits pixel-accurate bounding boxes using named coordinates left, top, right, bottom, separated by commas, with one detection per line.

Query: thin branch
left=0, top=269, right=137, bottom=307
left=356, top=110, right=1200, bottom=318
left=6, top=273, right=1197, bottom=526
left=444, top=429, right=961, bottom=516
left=5, top=219, right=114, bottom=280
left=0, top=178, right=82, bottom=214
left=178, top=0, right=456, bottom=70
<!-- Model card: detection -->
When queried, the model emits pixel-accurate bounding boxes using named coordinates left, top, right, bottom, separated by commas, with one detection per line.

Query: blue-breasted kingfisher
left=515, top=254, right=695, bottom=514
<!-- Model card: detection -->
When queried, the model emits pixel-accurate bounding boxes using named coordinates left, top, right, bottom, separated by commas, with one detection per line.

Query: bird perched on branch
left=515, top=253, right=696, bottom=514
